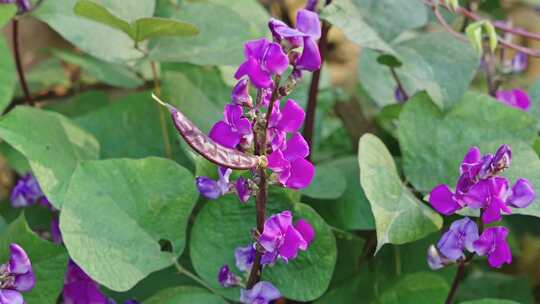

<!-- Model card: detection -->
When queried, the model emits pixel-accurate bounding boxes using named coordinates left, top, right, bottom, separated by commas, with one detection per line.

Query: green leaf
left=74, top=0, right=135, bottom=39
left=51, top=49, right=144, bottom=89
left=134, top=17, right=198, bottom=42
left=0, top=107, right=100, bottom=209
left=33, top=0, right=154, bottom=62
left=145, top=286, right=227, bottom=304
left=190, top=191, right=337, bottom=301
left=301, top=161, right=347, bottom=200
left=150, top=0, right=269, bottom=66
left=60, top=157, right=198, bottom=291
left=526, top=78, right=540, bottom=119
left=0, top=36, right=16, bottom=113
left=162, top=63, right=231, bottom=132
left=358, top=134, right=442, bottom=251
left=308, top=156, right=375, bottom=230
left=0, top=3, right=16, bottom=28
left=376, top=272, right=449, bottom=304
left=457, top=271, right=533, bottom=304
left=0, top=215, right=68, bottom=304
left=44, top=90, right=109, bottom=118
left=398, top=91, right=537, bottom=191
left=359, top=32, right=479, bottom=108
left=75, top=91, right=187, bottom=163
left=322, top=0, right=428, bottom=53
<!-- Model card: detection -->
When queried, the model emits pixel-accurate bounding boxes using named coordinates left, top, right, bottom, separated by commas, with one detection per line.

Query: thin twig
left=303, top=20, right=331, bottom=160
left=424, top=0, right=540, bottom=57
left=150, top=61, right=173, bottom=159
left=246, top=76, right=282, bottom=289
left=173, top=259, right=224, bottom=298
left=6, top=18, right=33, bottom=114
left=389, top=66, right=409, bottom=100
left=444, top=261, right=466, bottom=304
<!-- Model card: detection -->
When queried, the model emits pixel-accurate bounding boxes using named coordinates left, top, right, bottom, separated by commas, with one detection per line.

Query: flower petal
left=285, top=158, right=315, bottom=189
left=296, top=9, right=321, bottom=39
left=507, top=178, right=536, bottom=208
left=276, top=99, right=305, bottom=132
left=209, top=121, right=241, bottom=149
left=295, top=37, right=321, bottom=71
left=294, top=219, right=315, bottom=248
left=263, top=42, right=289, bottom=75
left=0, top=289, right=23, bottom=304
left=283, top=133, right=310, bottom=161
left=8, top=244, right=31, bottom=275
left=429, top=184, right=461, bottom=215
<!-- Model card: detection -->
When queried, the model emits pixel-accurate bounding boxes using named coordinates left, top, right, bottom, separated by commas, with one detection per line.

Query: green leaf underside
left=358, top=134, right=442, bottom=252
left=0, top=107, right=100, bottom=209
left=0, top=36, right=17, bottom=113
left=60, top=157, right=198, bottom=291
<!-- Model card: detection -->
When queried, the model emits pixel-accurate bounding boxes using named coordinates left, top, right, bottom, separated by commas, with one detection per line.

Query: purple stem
left=5, top=19, right=33, bottom=114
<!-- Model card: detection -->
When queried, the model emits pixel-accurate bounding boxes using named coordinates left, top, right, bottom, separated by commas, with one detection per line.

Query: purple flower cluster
left=63, top=261, right=138, bottom=304
left=0, top=0, right=30, bottom=12
left=0, top=244, right=35, bottom=303
left=10, top=173, right=49, bottom=208
left=428, top=145, right=535, bottom=269
left=196, top=8, right=322, bottom=202
left=218, top=211, right=314, bottom=303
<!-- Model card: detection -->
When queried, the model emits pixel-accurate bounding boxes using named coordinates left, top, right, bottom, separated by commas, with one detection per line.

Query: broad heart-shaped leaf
left=301, top=161, right=346, bottom=200
left=0, top=3, right=16, bottom=28
left=190, top=192, right=337, bottom=301
left=321, top=0, right=428, bottom=54
left=526, top=77, right=540, bottom=120
left=460, top=300, right=521, bottom=304
left=308, top=156, right=375, bottom=230
left=0, top=36, right=16, bottom=113
left=0, top=107, right=100, bottom=209
left=150, top=0, right=269, bottom=66
left=398, top=92, right=538, bottom=191
left=60, top=157, right=198, bottom=291
left=134, top=17, right=199, bottom=42
left=51, top=49, right=144, bottom=89
left=145, top=286, right=227, bottom=304
left=75, top=91, right=188, bottom=164
left=33, top=0, right=154, bottom=63
left=358, top=32, right=480, bottom=109
left=74, top=0, right=134, bottom=39
left=358, top=134, right=442, bottom=252
left=162, top=63, right=231, bottom=132
left=0, top=215, right=68, bottom=304
left=375, top=272, right=449, bottom=304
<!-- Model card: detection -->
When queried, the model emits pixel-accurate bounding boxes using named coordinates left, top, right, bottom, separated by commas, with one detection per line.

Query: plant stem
left=444, top=261, right=466, bottom=304
left=173, top=259, right=222, bottom=297
left=389, top=66, right=408, bottom=100
left=246, top=76, right=282, bottom=289
left=303, top=20, right=331, bottom=160
left=150, top=61, right=173, bottom=159
left=6, top=18, right=33, bottom=114
left=482, top=51, right=499, bottom=97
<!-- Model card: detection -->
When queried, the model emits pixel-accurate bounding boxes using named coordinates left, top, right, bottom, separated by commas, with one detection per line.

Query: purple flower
left=427, top=245, right=452, bottom=270
left=394, top=86, right=408, bottom=103
left=496, top=88, right=531, bottom=111
left=217, top=265, right=239, bottom=288
left=240, top=281, right=281, bottom=304
left=235, top=244, right=256, bottom=272
left=511, top=52, right=528, bottom=73
left=0, top=244, right=35, bottom=303
left=462, top=177, right=512, bottom=224
left=267, top=133, right=315, bottom=189
left=474, top=227, right=512, bottom=268
left=269, top=9, right=321, bottom=71
left=232, top=79, right=253, bottom=107
left=63, top=260, right=110, bottom=304
left=10, top=173, right=44, bottom=208
left=507, top=178, right=536, bottom=208
left=436, top=217, right=478, bottom=261
left=267, top=99, right=306, bottom=150
left=235, top=177, right=251, bottom=203
left=195, top=167, right=232, bottom=200
left=0, top=0, right=30, bottom=12
left=235, top=39, right=289, bottom=88
left=51, top=217, right=63, bottom=245
left=258, top=211, right=314, bottom=263
left=209, top=104, right=252, bottom=149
